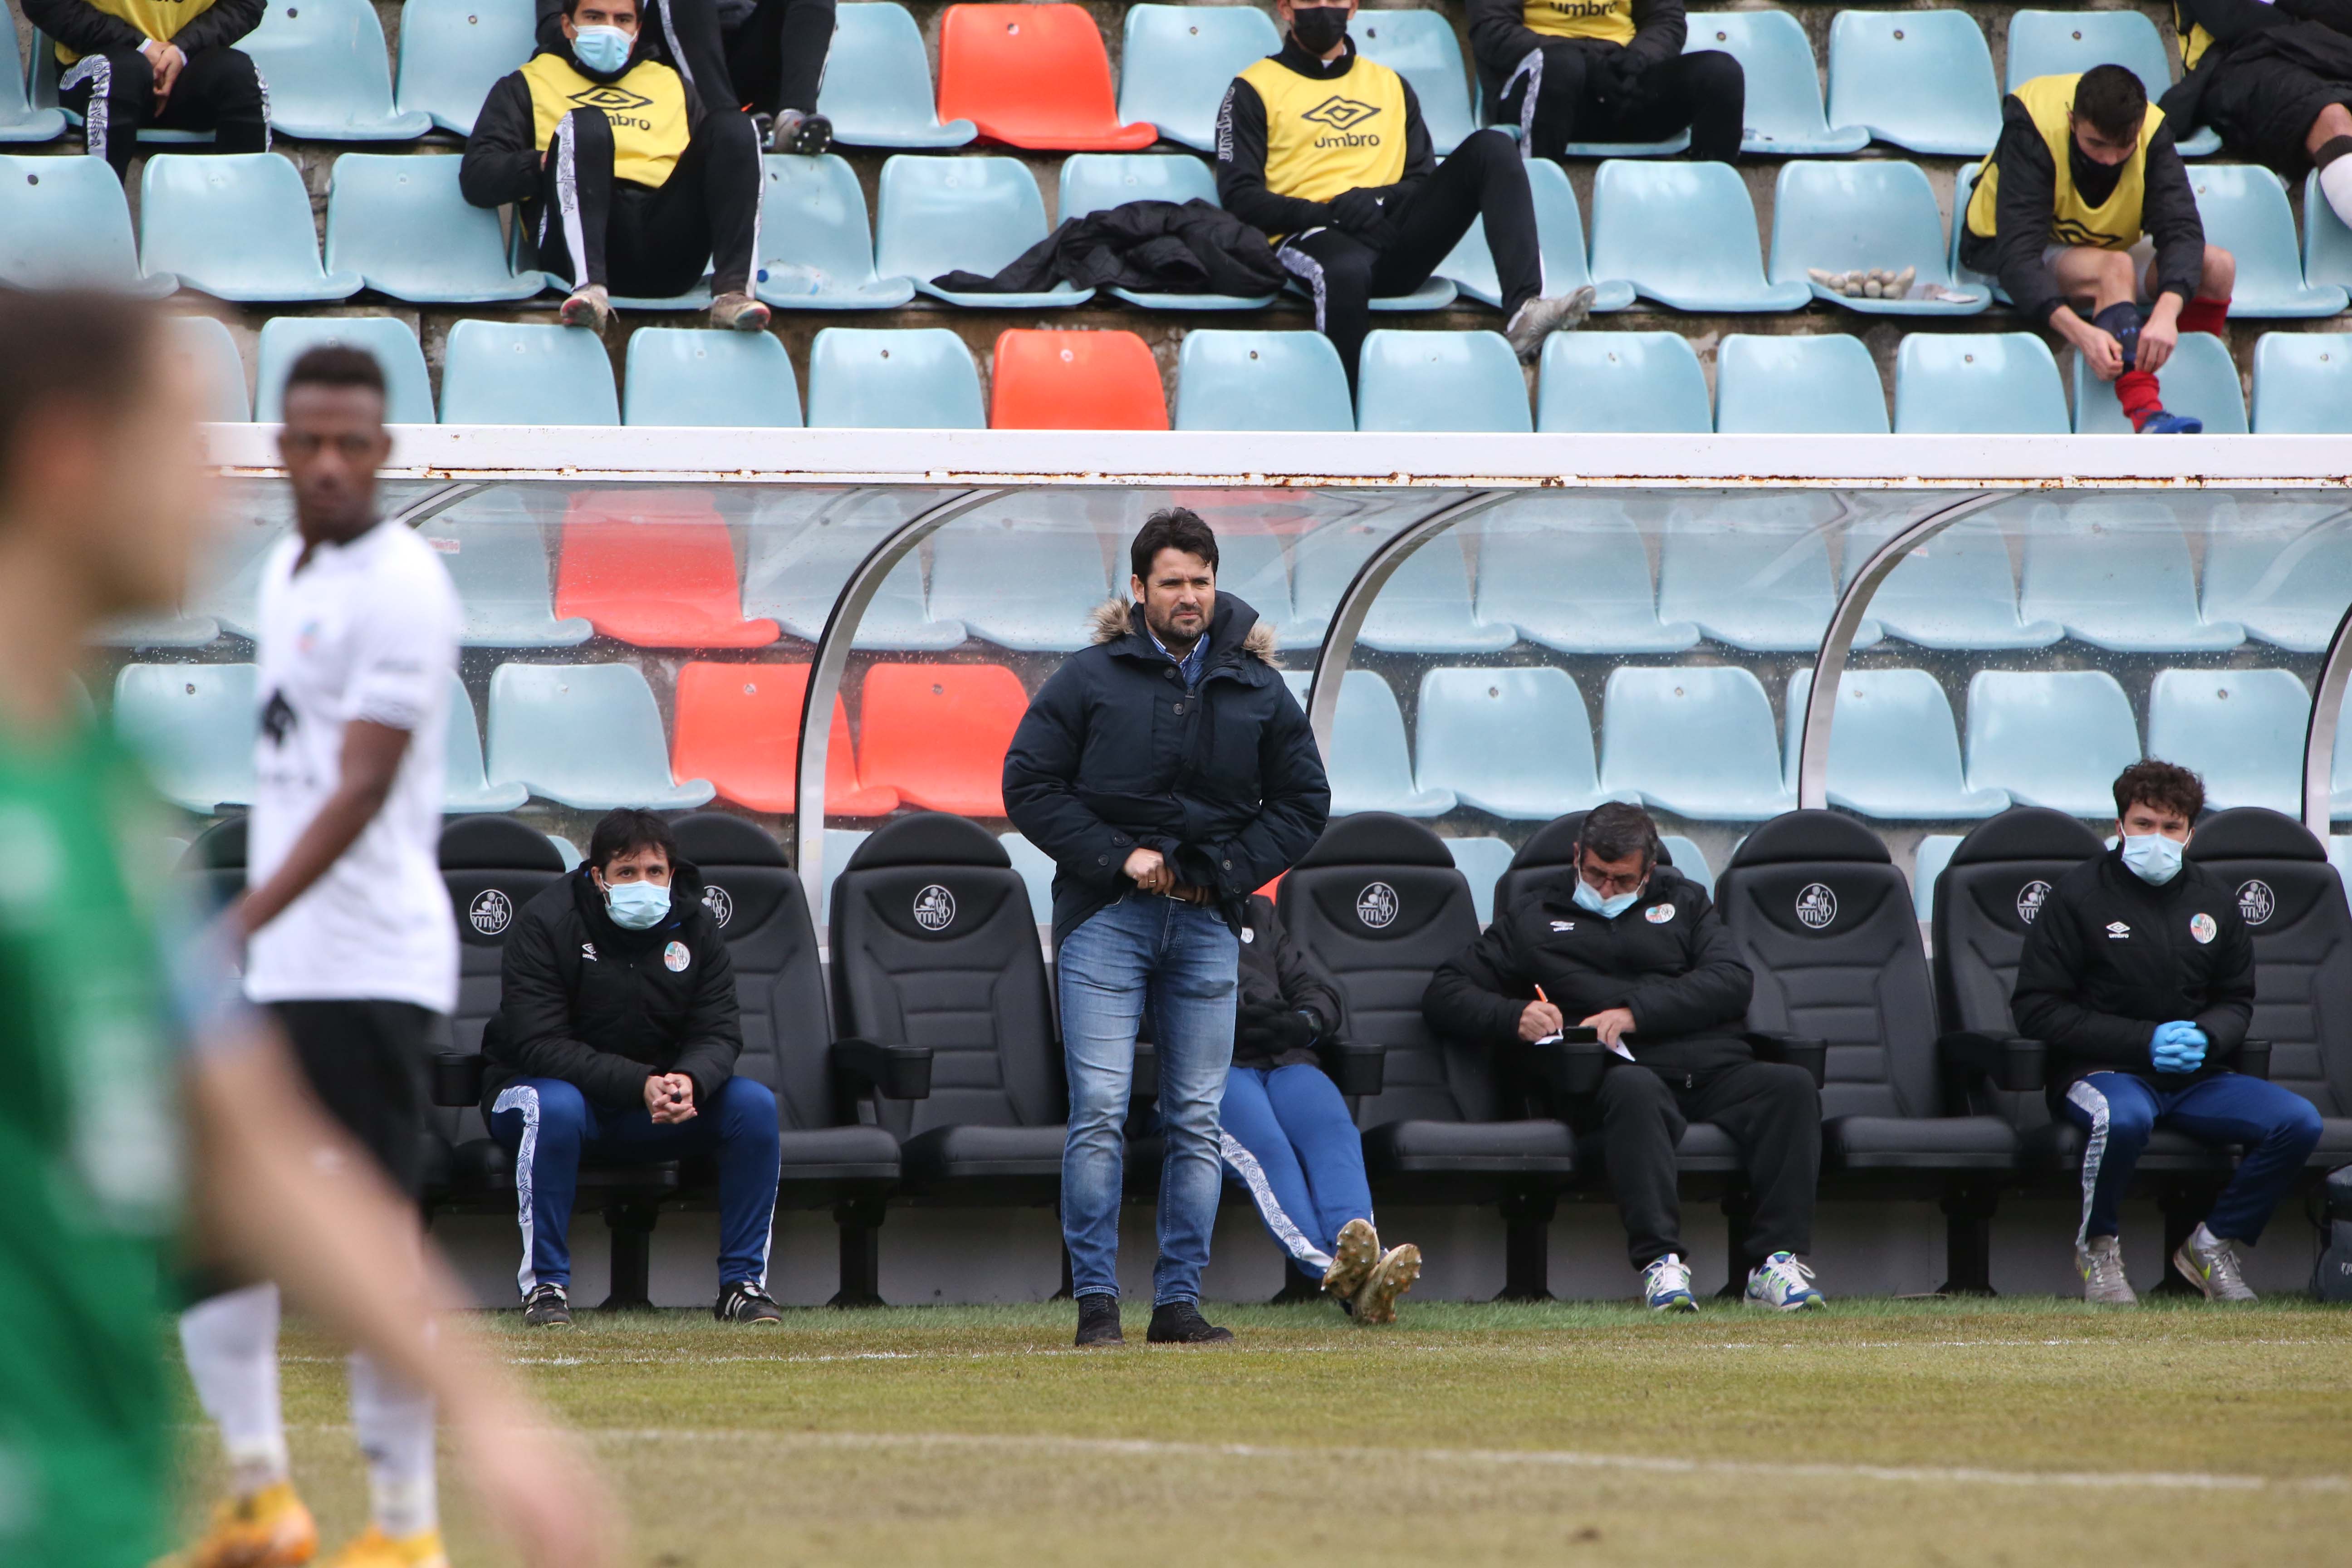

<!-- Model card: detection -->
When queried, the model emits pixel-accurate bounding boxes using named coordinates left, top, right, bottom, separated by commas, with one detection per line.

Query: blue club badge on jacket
left=665, top=941, right=691, bottom=971
left=2189, top=913, right=2217, bottom=946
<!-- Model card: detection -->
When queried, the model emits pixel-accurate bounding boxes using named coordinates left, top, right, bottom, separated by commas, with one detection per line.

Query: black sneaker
left=715, top=1280, right=785, bottom=1325
left=522, top=1283, right=572, bottom=1328
left=1146, top=1301, right=1234, bottom=1345
left=1074, top=1294, right=1124, bottom=1348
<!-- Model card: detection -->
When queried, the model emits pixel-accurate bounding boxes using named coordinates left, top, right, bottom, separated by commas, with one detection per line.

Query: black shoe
left=769, top=108, right=834, bottom=156
left=1074, top=1294, right=1124, bottom=1348
left=1146, top=1301, right=1234, bottom=1345
left=715, top=1280, right=784, bottom=1325
left=522, top=1283, right=572, bottom=1328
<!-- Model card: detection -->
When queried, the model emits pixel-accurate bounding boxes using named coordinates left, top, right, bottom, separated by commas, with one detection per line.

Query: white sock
left=178, top=1284, right=289, bottom=1498
left=2320, top=148, right=2352, bottom=234
left=348, top=1349, right=439, bottom=1538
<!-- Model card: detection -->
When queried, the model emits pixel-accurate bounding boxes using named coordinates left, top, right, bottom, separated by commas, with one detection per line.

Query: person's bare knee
left=2308, top=102, right=2352, bottom=156
left=2062, top=246, right=2137, bottom=311
left=2200, top=243, right=2236, bottom=299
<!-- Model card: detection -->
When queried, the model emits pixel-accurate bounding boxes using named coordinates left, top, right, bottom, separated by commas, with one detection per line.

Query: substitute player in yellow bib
left=1960, top=65, right=2235, bottom=434
left=24, top=0, right=267, bottom=182
left=1216, top=0, right=1593, bottom=387
left=1468, top=0, right=1744, bottom=166
left=463, top=0, right=769, bottom=335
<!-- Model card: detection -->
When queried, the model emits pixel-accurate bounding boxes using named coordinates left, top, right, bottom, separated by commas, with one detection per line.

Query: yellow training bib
left=1519, top=0, right=1637, bottom=47
left=1239, top=52, right=1410, bottom=234
left=53, top=0, right=216, bottom=63
left=1965, top=73, right=2165, bottom=250
left=521, top=54, right=690, bottom=191
left=2174, top=4, right=2216, bottom=72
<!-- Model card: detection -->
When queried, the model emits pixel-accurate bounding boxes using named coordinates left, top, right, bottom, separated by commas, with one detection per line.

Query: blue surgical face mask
left=1572, top=875, right=1642, bottom=920
left=603, top=877, right=671, bottom=930
left=2120, top=831, right=2185, bottom=887
left=570, top=23, right=635, bottom=74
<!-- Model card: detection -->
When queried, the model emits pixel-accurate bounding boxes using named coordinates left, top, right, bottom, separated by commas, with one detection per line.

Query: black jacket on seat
left=933, top=199, right=1288, bottom=298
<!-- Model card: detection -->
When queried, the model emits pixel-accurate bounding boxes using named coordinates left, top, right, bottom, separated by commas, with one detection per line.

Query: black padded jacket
left=1233, top=893, right=1347, bottom=1069
left=24, top=0, right=261, bottom=59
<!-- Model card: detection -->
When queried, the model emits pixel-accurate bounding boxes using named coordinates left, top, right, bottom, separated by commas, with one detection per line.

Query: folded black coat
left=932, top=198, right=1288, bottom=297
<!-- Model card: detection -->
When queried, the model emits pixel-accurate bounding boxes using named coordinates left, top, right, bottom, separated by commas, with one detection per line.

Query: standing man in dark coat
left=1003, top=509, right=1330, bottom=1348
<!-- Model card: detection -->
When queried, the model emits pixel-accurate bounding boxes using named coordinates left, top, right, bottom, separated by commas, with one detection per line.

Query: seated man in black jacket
left=2011, top=760, right=2323, bottom=1306
left=1220, top=894, right=1421, bottom=1323
left=2167, top=0, right=2352, bottom=237
left=464, top=0, right=769, bottom=336
left=482, top=809, right=784, bottom=1328
left=1469, top=0, right=1744, bottom=165
left=1423, top=802, right=1825, bottom=1312
left=1215, top=0, right=1593, bottom=387
left=29, top=0, right=268, bottom=182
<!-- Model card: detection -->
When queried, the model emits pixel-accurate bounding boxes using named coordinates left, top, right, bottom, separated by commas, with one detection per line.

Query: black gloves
left=1238, top=1000, right=1320, bottom=1057
left=1327, top=186, right=1392, bottom=240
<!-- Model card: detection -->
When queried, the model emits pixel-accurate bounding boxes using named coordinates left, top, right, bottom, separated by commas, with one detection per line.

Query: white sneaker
left=1743, top=1251, right=1826, bottom=1311
left=2076, top=1234, right=2136, bottom=1305
left=2173, top=1222, right=2258, bottom=1302
left=1641, top=1253, right=1698, bottom=1312
left=1504, top=284, right=1597, bottom=360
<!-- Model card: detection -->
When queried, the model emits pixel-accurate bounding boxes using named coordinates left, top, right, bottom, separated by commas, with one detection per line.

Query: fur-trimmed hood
left=1088, top=596, right=1278, bottom=661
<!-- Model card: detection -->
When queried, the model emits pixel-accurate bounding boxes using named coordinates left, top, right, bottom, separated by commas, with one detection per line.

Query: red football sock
left=2179, top=296, right=2231, bottom=336
left=2116, top=368, right=2166, bottom=432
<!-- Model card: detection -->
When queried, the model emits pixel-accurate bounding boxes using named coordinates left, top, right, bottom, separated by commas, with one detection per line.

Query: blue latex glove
left=2151, top=1021, right=2209, bottom=1074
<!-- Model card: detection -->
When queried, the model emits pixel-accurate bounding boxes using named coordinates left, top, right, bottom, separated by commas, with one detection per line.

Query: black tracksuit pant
left=1496, top=43, right=1744, bottom=165
left=1585, top=1055, right=1821, bottom=1271
left=535, top=105, right=763, bottom=297
left=1278, top=127, right=1541, bottom=389
left=724, top=0, right=836, bottom=117
left=59, top=45, right=268, bottom=181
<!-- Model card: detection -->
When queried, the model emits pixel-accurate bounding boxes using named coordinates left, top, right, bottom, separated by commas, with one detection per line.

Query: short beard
left=1145, top=605, right=1204, bottom=654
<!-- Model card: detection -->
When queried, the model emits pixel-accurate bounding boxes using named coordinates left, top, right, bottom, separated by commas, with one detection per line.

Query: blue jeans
left=1220, top=1063, right=1374, bottom=1275
left=2059, top=1070, right=2323, bottom=1245
left=487, top=1074, right=783, bottom=1296
left=1058, top=892, right=1240, bottom=1305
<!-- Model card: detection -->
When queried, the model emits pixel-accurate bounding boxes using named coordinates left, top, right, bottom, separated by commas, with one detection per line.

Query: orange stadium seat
left=936, top=4, right=1158, bottom=152
left=857, top=662, right=1030, bottom=816
left=989, top=329, right=1169, bottom=431
left=554, top=491, right=781, bottom=649
left=671, top=662, right=900, bottom=817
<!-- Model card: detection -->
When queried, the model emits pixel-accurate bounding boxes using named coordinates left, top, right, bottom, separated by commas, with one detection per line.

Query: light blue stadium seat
left=0, top=152, right=169, bottom=294
left=1356, top=330, right=1529, bottom=433
left=1535, top=331, right=1710, bottom=433
left=1656, top=495, right=1870, bottom=653
left=1285, top=523, right=1384, bottom=647
left=440, top=321, right=618, bottom=425
left=818, top=3, right=976, bottom=148
left=928, top=523, right=1109, bottom=651
left=1282, top=670, right=1455, bottom=817
left=1445, top=835, right=1516, bottom=924
left=394, top=0, right=534, bottom=133
left=1945, top=162, right=2005, bottom=300
left=1660, top=835, right=1714, bottom=896
left=1892, top=333, right=2068, bottom=433
left=2190, top=164, right=2348, bottom=317
left=2146, top=667, right=2308, bottom=814
left=487, top=662, right=715, bottom=810
left=873, top=154, right=1091, bottom=308
left=140, top=154, right=363, bottom=302
left=418, top=500, right=594, bottom=648
left=1784, top=667, right=2009, bottom=819
left=1057, top=152, right=1276, bottom=309
left=113, top=662, right=258, bottom=813
left=1824, top=10, right=2000, bottom=157
left=753, top=152, right=918, bottom=310
left=2304, top=169, right=2352, bottom=295
left=1964, top=670, right=2141, bottom=816
left=1839, top=516, right=2060, bottom=651
left=2201, top=498, right=2352, bottom=652
left=1173, top=331, right=1353, bottom=431
left=1474, top=498, right=1700, bottom=653
left=1213, top=530, right=1294, bottom=627
left=254, top=317, right=434, bottom=424
left=93, top=608, right=221, bottom=648
left=1766, top=160, right=1989, bottom=315
left=622, top=328, right=803, bottom=427
left=1686, top=10, right=1867, bottom=155
left=2250, top=332, right=2352, bottom=435
left=1439, top=156, right=1634, bottom=312
left=1352, top=533, right=1516, bottom=655
left=1912, top=834, right=1961, bottom=920
left=2017, top=499, right=2244, bottom=652
left=804, top=326, right=986, bottom=428
left=443, top=673, right=529, bottom=813
left=2332, top=691, right=2352, bottom=816
left=1713, top=333, right=1889, bottom=435
left=741, top=500, right=964, bottom=647
left=1416, top=666, right=1619, bottom=819
left=241, top=0, right=431, bottom=138
left=2071, top=329, right=2246, bottom=433
left=1599, top=666, right=1794, bottom=820
left=1586, top=160, right=1809, bottom=311
left=181, top=513, right=287, bottom=638
left=2004, top=11, right=2221, bottom=157
left=1349, top=10, right=1473, bottom=154
left=1000, top=833, right=1057, bottom=924
left=170, top=316, right=251, bottom=424
left=1117, top=4, right=1281, bottom=152
left=324, top=153, right=544, bottom=304
left=0, top=12, right=64, bottom=142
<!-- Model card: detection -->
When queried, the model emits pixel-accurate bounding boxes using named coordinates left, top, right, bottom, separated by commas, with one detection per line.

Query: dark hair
left=563, top=0, right=635, bottom=17
left=1130, top=508, right=1220, bottom=583
left=588, top=808, right=677, bottom=874
left=2112, top=760, right=2204, bottom=823
left=0, top=291, right=161, bottom=505
left=2073, top=64, right=2147, bottom=141
left=1577, top=801, right=1659, bottom=869
left=284, top=343, right=386, bottom=402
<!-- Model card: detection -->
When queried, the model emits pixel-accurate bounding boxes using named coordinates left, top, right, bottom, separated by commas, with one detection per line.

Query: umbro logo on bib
left=569, top=83, right=654, bottom=113
left=1301, top=95, right=1382, bottom=132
